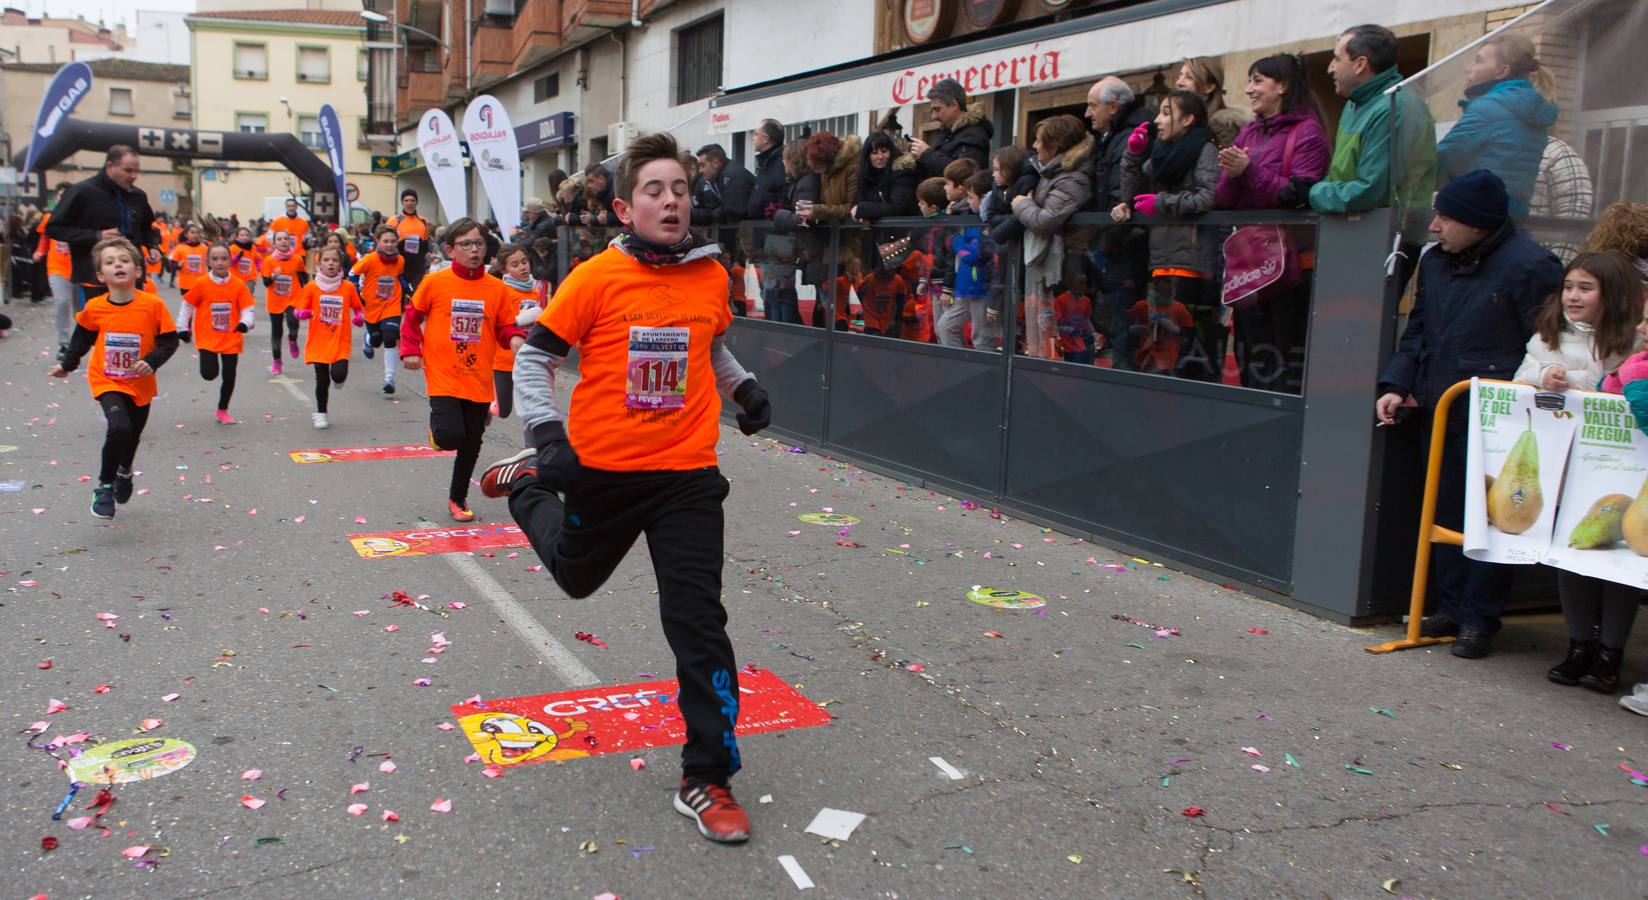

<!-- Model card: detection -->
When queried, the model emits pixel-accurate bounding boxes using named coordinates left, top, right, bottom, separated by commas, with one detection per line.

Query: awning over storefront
left=708, top=0, right=1520, bottom=134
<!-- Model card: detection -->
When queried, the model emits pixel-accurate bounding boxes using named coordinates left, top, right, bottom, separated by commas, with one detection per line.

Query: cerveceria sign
left=890, top=42, right=1063, bottom=104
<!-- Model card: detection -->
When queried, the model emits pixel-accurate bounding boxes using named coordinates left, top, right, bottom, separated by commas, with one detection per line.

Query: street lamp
left=359, top=9, right=451, bottom=50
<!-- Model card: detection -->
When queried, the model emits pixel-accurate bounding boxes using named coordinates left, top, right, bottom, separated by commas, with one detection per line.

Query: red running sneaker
left=673, top=780, right=750, bottom=843
left=479, top=448, right=536, bottom=499
left=448, top=499, right=475, bottom=522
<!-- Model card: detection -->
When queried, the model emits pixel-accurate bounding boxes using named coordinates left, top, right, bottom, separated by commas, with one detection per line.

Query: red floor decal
left=289, top=445, right=455, bottom=464
left=450, top=668, right=832, bottom=767
left=348, top=523, right=529, bottom=558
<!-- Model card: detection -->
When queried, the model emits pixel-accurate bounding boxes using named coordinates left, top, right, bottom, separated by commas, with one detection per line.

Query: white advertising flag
left=417, top=108, right=467, bottom=221
left=461, top=95, right=521, bottom=233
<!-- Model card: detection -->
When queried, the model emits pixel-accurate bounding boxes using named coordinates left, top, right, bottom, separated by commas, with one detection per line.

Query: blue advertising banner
left=516, top=112, right=575, bottom=155
left=317, top=103, right=348, bottom=224
left=23, top=62, right=93, bottom=177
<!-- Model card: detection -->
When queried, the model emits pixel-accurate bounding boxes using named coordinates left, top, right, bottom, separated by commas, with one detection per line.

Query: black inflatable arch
left=11, top=118, right=341, bottom=224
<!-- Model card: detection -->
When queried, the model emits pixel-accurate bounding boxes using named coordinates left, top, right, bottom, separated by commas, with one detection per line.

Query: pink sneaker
left=271, top=358, right=283, bottom=376
left=215, top=409, right=236, bottom=425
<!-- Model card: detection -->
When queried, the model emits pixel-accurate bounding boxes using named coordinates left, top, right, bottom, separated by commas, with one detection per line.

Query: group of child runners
left=46, top=134, right=774, bottom=842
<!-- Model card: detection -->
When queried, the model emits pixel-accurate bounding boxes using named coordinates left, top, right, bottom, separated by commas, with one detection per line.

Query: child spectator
left=1128, top=289, right=1195, bottom=375
left=1054, top=269, right=1099, bottom=364
left=858, top=259, right=913, bottom=338
left=833, top=255, right=863, bottom=331
left=949, top=173, right=999, bottom=351
left=943, top=159, right=980, bottom=215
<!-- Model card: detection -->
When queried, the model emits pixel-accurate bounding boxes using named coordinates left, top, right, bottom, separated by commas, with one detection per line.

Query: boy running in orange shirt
left=261, top=230, right=308, bottom=374
left=486, top=242, right=545, bottom=419
left=49, top=237, right=180, bottom=519
left=169, top=223, right=209, bottom=294
left=399, top=218, right=527, bottom=522
left=177, top=243, right=257, bottom=424
left=350, top=225, right=410, bottom=393
left=291, top=245, right=365, bottom=429
left=478, top=133, right=772, bottom=844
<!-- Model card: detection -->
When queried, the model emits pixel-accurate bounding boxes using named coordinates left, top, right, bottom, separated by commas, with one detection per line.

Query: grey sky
left=13, top=0, right=196, bottom=28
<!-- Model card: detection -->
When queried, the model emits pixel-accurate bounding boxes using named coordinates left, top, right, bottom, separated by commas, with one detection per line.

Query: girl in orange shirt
left=401, top=218, right=527, bottom=521
left=228, top=226, right=263, bottom=294
left=177, top=243, right=257, bottom=425
left=260, top=230, right=308, bottom=375
left=486, top=243, right=546, bottom=419
left=49, top=237, right=180, bottom=519
left=169, top=223, right=209, bottom=294
left=350, top=224, right=409, bottom=393
left=291, top=245, right=364, bottom=429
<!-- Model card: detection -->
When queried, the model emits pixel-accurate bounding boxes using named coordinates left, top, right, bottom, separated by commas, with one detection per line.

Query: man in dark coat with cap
left=1375, top=169, right=1563, bottom=659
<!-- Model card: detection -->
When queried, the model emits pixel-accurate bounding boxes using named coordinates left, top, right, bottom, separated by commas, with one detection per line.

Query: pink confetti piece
left=161, top=693, right=180, bottom=702
left=248, top=509, right=257, bottom=516
left=1552, top=742, right=1572, bottom=751
left=381, top=810, right=399, bottom=822
left=240, top=795, right=266, bottom=810
left=629, top=758, right=646, bottom=771
left=138, top=718, right=162, bottom=732
left=121, top=845, right=151, bottom=858
left=353, top=610, right=370, bottom=617
left=241, top=769, right=262, bottom=781
left=350, top=782, right=370, bottom=794
left=383, top=624, right=398, bottom=632
left=293, top=516, right=306, bottom=524
left=45, top=699, right=68, bottom=714
left=463, top=753, right=480, bottom=764
left=96, top=612, right=119, bottom=623
left=19, top=580, right=38, bottom=587
left=355, top=515, right=367, bottom=525
left=346, top=803, right=368, bottom=816
left=482, top=765, right=504, bottom=778
left=448, top=601, right=468, bottom=609
left=436, top=722, right=455, bottom=731
left=430, top=798, right=452, bottom=813
left=65, top=816, right=93, bottom=830
left=26, top=721, right=50, bottom=735
left=1252, top=765, right=1270, bottom=773
left=413, top=678, right=432, bottom=686
left=379, top=761, right=397, bottom=774
left=31, top=508, right=45, bottom=515
left=1241, top=747, right=1261, bottom=757
left=430, top=632, right=451, bottom=647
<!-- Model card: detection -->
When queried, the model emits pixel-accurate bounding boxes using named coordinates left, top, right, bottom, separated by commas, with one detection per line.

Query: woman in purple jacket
left=1215, top=54, right=1329, bottom=394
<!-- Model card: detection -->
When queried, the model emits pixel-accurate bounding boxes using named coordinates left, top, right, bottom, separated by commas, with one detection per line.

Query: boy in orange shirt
left=49, top=237, right=180, bottom=519
left=177, top=243, right=257, bottom=424
left=169, top=223, right=209, bottom=294
left=261, top=230, right=309, bottom=375
left=399, top=218, right=527, bottom=522
left=478, top=133, right=771, bottom=845
left=349, top=224, right=410, bottom=393
left=486, top=242, right=544, bottom=419
left=291, top=245, right=365, bottom=429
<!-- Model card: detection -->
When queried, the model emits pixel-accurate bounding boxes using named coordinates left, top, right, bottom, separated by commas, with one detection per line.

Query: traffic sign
left=345, top=182, right=360, bottom=203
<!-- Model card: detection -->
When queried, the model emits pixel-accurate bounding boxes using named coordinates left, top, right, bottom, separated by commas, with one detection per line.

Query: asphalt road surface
left=1, top=295, right=1645, bottom=899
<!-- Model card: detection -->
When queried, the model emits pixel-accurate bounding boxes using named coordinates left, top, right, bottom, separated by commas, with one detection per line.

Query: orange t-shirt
left=36, top=213, right=72, bottom=279
left=294, top=280, right=363, bottom=365
left=160, top=224, right=179, bottom=254
left=494, top=282, right=544, bottom=372
left=408, top=268, right=518, bottom=402
left=144, top=246, right=163, bottom=276
left=260, top=255, right=306, bottom=314
left=254, top=232, right=271, bottom=256
left=351, top=251, right=406, bottom=323
left=170, top=242, right=209, bottom=292
left=387, top=214, right=431, bottom=256
left=74, top=291, right=175, bottom=406
left=833, top=275, right=861, bottom=325
left=229, top=246, right=263, bottom=287
left=857, top=273, right=910, bottom=335
left=270, top=215, right=310, bottom=248
left=539, top=246, right=733, bottom=472
left=182, top=275, right=256, bottom=355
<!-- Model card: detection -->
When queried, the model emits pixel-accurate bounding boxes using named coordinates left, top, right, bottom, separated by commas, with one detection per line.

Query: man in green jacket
left=1292, top=24, right=1437, bottom=292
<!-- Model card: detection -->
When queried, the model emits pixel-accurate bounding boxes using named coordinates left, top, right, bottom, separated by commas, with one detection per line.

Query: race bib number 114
left=625, top=326, right=689, bottom=411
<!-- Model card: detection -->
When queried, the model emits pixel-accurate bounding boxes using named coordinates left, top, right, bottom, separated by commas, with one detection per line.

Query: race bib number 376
left=625, top=326, right=689, bottom=411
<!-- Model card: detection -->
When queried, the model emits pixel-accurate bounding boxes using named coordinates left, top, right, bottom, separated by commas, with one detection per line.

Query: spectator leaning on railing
left=797, top=132, right=861, bottom=228
left=910, top=78, right=994, bottom=182
left=1215, top=53, right=1330, bottom=393
left=747, top=120, right=789, bottom=222
left=1086, top=76, right=1154, bottom=370
left=1374, top=169, right=1564, bottom=660
left=1013, top=114, right=1095, bottom=360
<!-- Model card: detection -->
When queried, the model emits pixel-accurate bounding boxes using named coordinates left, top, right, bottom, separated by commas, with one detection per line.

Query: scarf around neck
left=313, top=271, right=343, bottom=291
left=272, top=246, right=293, bottom=261
left=1149, top=126, right=1214, bottom=190
left=503, top=274, right=535, bottom=293
left=614, top=228, right=717, bottom=266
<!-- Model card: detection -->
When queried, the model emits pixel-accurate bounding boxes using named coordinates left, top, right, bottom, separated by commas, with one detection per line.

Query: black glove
left=533, top=421, right=583, bottom=491
left=732, top=378, right=771, bottom=436
left=177, top=330, right=191, bottom=343
left=1274, top=176, right=1317, bottom=211
left=235, top=323, right=249, bottom=333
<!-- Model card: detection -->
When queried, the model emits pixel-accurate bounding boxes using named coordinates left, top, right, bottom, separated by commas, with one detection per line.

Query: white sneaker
left=1631, top=683, right=1648, bottom=698
left=1620, top=693, right=1648, bottom=717
left=312, top=412, right=330, bottom=429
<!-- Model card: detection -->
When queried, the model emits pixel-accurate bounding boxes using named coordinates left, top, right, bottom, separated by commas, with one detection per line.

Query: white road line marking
left=929, top=756, right=965, bottom=780
left=278, top=378, right=310, bottom=406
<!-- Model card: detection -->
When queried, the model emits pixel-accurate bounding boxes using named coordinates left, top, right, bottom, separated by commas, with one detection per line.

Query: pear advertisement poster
left=1464, top=380, right=1577, bottom=564
left=1543, top=390, right=1648, bottom=587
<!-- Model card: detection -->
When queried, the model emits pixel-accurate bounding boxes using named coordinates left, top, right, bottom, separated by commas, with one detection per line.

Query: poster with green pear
left=1464, top=380, right=1579, bottom=564
left=1543, top=389, right=1648, bottom=587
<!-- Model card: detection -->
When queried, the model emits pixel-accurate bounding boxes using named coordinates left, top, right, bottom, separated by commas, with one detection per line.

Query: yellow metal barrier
left=1365, top=378, right=1496, bottom=653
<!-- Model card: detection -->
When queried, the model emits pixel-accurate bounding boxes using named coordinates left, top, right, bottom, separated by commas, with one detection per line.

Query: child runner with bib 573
left=479, top=131, right=773, bottom=844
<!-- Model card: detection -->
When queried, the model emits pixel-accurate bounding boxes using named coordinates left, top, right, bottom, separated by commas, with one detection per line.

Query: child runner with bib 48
left=50, top=237, right=181, bottom=519
left=478, top=132, right=773, bottom=844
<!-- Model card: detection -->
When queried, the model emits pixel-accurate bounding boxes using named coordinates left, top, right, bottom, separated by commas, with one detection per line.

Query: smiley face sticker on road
left=799, top=513, right=859, bottom=526
left=966, top=586, right=1046, bottom=609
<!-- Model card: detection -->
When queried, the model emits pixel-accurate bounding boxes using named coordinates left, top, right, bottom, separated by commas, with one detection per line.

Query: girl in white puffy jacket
left=1513, top=251, right=1641, bottom=393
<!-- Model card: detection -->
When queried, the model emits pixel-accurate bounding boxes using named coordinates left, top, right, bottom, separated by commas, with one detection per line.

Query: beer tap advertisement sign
left=1543, top=391, right=1648, bottom=587
left=1464, top=380, right=1577, bottom=564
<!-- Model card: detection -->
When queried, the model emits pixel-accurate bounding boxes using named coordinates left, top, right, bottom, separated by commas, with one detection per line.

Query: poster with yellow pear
left=1464, top=380, right=1578, bottom=564
left=1543, top=389, right=1648, bottom=587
